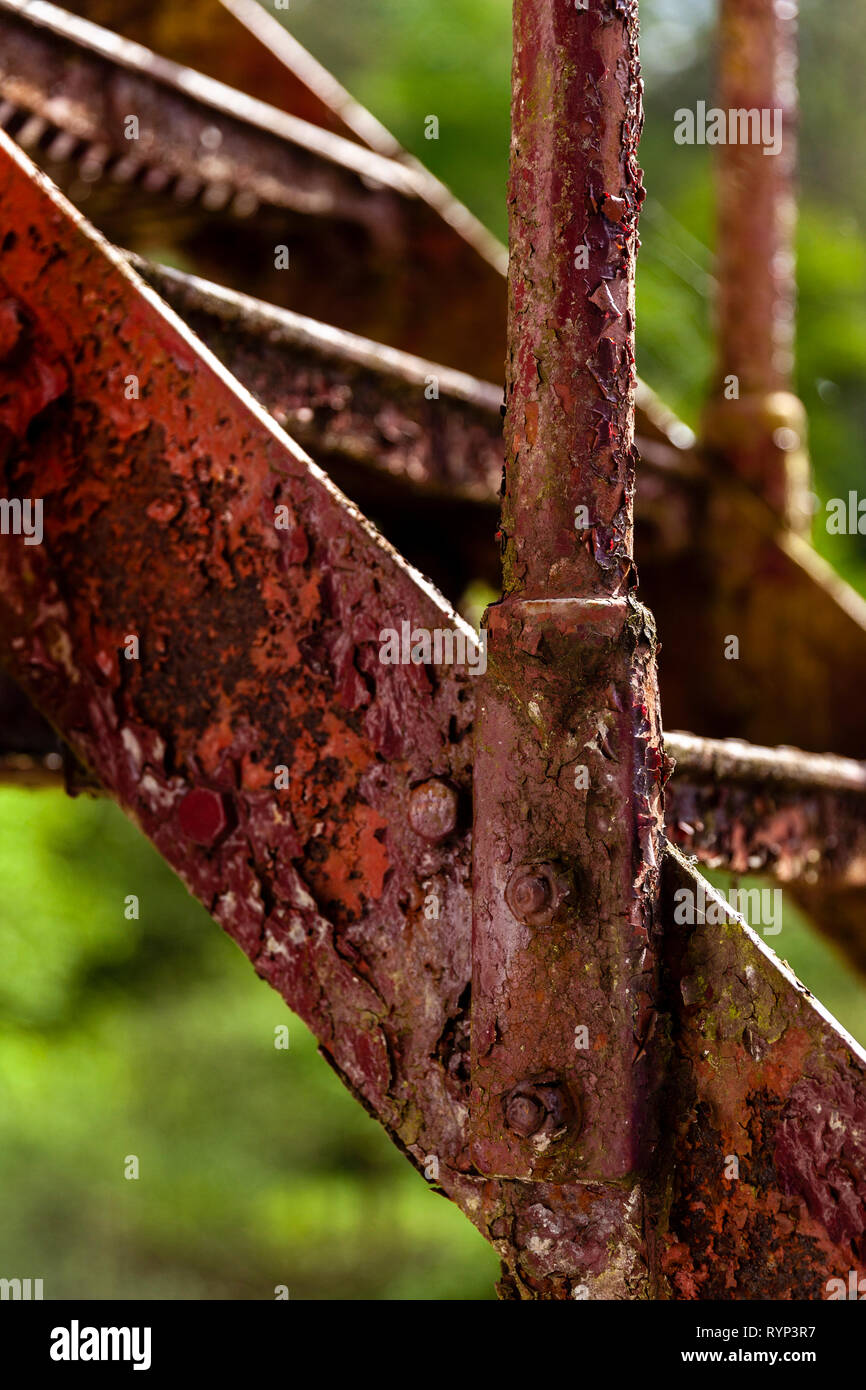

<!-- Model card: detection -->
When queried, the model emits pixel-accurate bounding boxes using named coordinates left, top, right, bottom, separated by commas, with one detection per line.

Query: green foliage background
left=0, top=0, right=864, bottom=1300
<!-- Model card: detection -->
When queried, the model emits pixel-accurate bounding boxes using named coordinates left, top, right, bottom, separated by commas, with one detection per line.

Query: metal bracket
left=470, top=595, right=666, bottom=1180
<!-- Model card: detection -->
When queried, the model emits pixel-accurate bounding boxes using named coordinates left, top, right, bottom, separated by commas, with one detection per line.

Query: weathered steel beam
left=0, top=0, right=721, bottom=437
left=0, top=0, right=420, bottom=214
left=673, top=484, right=866, bottom=759
left=469, top=0, right=666, bottom=1192
left=61, top=0, right=405, bottom=152
left=656, top=847, right=866, bottom=1299
left=131, top=259, right=505, bottom=509
left=0, top=126, right=476, bottom=1162
left=12, top=708, right=866, bottom=900
left=6, top=253, right=866, bottom=979
left=0, top=130, right=650, bottom=1297
left=666, top=731, right=866, bottom=977
left=131, top=265, right=866, bottom=768
left=128, top=259, right=697, bottom=585
left=701, top=0, right=810, bottom=531
left=5, top=255, right=866, bottom=771
left=0, top=0, right=507, bottom=378
left=666, top=731, right=866, bottom=886
left=2, top=134, right=865, bottom=1299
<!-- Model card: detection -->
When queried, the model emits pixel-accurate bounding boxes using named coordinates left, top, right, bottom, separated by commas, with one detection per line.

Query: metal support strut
left=470, top=0, right=668, bottom=1183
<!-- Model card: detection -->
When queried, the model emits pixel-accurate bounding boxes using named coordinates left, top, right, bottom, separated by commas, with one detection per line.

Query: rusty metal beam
left=0, top=129, right=642, bottom=1298
left=469, top=0, right=665, bottom=1200
left=120, top=262, right=866, bottom=772
left=666, top=731, right=866, bottom=977
left=666, top=730, right=866, bottom=886
left=0, top=125, right=478, bottom=1145
left=5, top=254, right=866, bottom=780
left=61, top=0, right=405, bottom=152
left=701, top=0, right=809, bottom=531
left=130, top=257, right=698, bottom=490
left=2, top=131, right=865, bottom=1299
left=13, top=708, right=866, bottom=902
left=0, top=0, right=507, bottom=378
left=131, top=259, right=505, bottom=508
left=5, top=257, right=866, bottom=781
left=0, top=0, right=422, bottom=213
left=657, top=847, right=866, bottom=1298
left=127, top=259, right=698, bottom=590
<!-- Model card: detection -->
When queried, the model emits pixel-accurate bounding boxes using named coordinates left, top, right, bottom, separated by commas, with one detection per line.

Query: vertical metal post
left=702, top=0, right=810, bottom=530
left=470, top=0, right=667, bottom=1184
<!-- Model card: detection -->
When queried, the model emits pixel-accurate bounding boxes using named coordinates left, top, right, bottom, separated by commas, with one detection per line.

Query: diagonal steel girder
left=8, top=248, right=866, bottom=764
left=2, top=117, right=866, bottom=1298
left=103, top=261, right=866, bottom=769
left=58, top=0, right=413, bottom=154
left=5, top=3, right=866, bottom=767
left=0, top=0, right=508, bottom=380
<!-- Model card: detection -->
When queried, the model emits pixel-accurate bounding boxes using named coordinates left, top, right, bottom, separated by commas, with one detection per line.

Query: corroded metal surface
left=140, top=257, right=866, bottom=769
left=0, top=0, right=507, bottom=377
left=62, top=0, right=406, bottom=151
left=471, top=598, right=666, bottom=1182
left=1, top=129, right=865, bottom=1300
left=657, top=849, right=866, bottom=1298
left=0, top=130, right=652, bottom=1297
left=124, top=259, right=711, bottom=605
left=134, top=260, right=505, bottom=508
left=666, top=731, right=866, bottom=977
left=13, top=244, right=866, bottom=780
left=666, top=731, right=866, bottom=886
left=64, top=0, right=506, bottom=274
left=5, top=248, right=866, bottom=980
left=13, top=704, right=866, bottom=902
left=0, top=129, right=479, bottom=1169
left=714, top=0, right=798, bottom=398
left=701, top=0, right=809, bottom=531
left=470, top=0, right=666, bottom=1186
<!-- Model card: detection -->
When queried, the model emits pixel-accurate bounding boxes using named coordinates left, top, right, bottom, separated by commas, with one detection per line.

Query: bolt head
left=505, top=1091, right=546, bottom=1138
left=178, top=787, right=232, bottom=846
left=512, top=873, right=550, bottom=917
left=505, top=863, right=569, bottom=926
left=503, top=1081, right=576, bottom=1143
left=408, top=779, right=459, bottom=842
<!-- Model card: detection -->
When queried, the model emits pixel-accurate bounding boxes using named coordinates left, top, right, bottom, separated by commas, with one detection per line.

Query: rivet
left=178, top=787, right=232, bottom=847
left=408, top=779, right=459, bottom=842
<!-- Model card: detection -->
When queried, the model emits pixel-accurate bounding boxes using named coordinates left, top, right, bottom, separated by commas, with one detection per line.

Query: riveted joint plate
left=470, top=594, right=667, bottom=1181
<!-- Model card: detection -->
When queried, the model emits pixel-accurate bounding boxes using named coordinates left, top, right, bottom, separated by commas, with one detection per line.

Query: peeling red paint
left=656, top=849, right=866, bottom=1300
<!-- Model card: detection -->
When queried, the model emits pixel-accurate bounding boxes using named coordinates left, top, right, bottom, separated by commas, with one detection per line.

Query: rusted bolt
left=505, top=1091, right=546, bottom=1138
left=0, top=298, right=26, bottom=364
left=505, top=862, right=569, bottom=926
left=178, top=787, right=232, bottom=847
left=408, top=779, right=458, bottom=842
left=509, top=871, right=550, bottom=919
left=504, top=1081, right=576, bottom=1142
